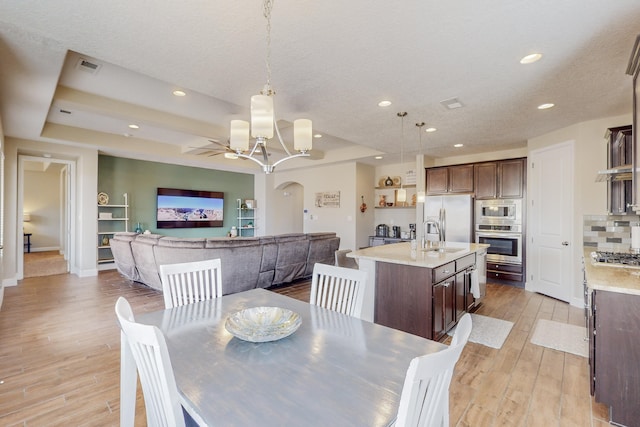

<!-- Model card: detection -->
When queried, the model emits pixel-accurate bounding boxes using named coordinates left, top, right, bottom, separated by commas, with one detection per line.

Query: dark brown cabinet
left=375, top=254, right=476, bottom=341
left=486, top=261, right=523, bottom=283
left=474, top=158, right=525, bottom=199
left=589, top=289, right=640, bottom=426
left=426, top=164, right=474, bottom=195
left=432, top=277, right=456, bottom=342
left=456, top=270, right=475, bottom=316
left=605, top=125, right=633, bottom=214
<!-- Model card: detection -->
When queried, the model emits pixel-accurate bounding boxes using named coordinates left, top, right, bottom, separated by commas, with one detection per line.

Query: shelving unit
left=374, top=184, right=416, bottom=208
left=97, top=193, right=129, bottom=270
left=237, top=198, right=256, bottom=237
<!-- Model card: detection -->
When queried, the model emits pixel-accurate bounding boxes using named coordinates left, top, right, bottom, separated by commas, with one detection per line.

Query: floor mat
left=530, top=319, right=588, bottom=358
left=448, top=313, right=514, bottom=349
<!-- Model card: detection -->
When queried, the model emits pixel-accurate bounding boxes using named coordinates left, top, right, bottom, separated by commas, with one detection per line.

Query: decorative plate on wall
left=97, top=192, right=109, bottom=205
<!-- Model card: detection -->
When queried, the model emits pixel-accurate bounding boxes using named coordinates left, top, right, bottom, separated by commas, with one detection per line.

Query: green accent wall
left=98, top=155, right=254, bottom=237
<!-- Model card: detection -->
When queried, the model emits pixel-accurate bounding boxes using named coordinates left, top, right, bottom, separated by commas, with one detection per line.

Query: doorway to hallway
left=18, top=155, right=75, bottom=279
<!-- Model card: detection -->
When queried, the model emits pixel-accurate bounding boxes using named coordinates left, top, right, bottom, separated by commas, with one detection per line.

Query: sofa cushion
left=257, top=236, right=277, bottom=288
left=158, top=236, right=206, bottom=248
left=273, top=234, right=309, bottom=285
left=131, top=240, right=163, bottom=290
left=109, top=233, right=139, bottom=281
left=205, top=237, right=261, bottom=248
left=154, top=245, right=262, bottom=295
left=304, top=233, right=340, bottom=276
left=112, top=231, right=138, bottom=241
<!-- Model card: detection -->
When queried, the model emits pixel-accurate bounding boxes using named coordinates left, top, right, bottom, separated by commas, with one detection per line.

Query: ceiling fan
left=183, top=139, right=259, bottom=159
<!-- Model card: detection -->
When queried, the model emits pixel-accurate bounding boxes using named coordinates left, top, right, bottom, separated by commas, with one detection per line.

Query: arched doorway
left=270, top=182, right=304, bottom=234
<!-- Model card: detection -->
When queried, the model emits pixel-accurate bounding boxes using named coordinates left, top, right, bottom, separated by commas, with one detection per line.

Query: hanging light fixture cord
left=416, top=121, right=426, bottom=204
left=263, top=0, right=274, bottom=95
left=398, top=112, right=407, bottom=180
left=397, top=112, right=408, bottom=205
left=416, top=122, right=425, bottom=153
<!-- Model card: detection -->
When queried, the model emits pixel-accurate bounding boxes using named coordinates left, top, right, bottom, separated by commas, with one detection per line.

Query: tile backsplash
left=583, top=214, right=640, bottom=252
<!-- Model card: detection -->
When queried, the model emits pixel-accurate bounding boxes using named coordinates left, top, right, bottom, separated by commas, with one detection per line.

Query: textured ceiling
left=0, top=1, right=639, bottom=173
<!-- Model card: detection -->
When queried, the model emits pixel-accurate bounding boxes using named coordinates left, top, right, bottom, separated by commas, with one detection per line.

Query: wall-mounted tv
left=156, top=188, right=224, bottom=228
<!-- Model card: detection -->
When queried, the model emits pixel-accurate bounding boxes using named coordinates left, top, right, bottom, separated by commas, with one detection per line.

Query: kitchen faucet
left=423, top=217, right=445, bottom=250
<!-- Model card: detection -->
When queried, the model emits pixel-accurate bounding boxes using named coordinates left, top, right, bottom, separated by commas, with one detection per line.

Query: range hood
left=595, top=165, right=633, bottom=182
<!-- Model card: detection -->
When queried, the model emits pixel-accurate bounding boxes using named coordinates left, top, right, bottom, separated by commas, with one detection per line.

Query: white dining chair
left=309, top=263, right=368, bottom=318
left=115, top=297, right=199, bottom=427
left=393, top=313, right=473, bottom=427
left=159, top=258, right=222, bottom=309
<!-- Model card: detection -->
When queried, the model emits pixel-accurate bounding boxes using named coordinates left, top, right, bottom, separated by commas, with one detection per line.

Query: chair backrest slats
left=394, top=313, right=473, bottom=427
left=115, top=297, right=186, bottom=427
left=310, top=263, right=368, bottom=318
left=159, top=258, right=223, bottom=309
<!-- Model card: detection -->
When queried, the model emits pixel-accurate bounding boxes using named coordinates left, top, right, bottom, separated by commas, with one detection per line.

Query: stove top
left=591, top=251, right=640, bottom=267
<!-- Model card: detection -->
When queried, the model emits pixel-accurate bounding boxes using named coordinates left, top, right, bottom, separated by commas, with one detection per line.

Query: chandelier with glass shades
left=229, top=0, right=312, bottom=174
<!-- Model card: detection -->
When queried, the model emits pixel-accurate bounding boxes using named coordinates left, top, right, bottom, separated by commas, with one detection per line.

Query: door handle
left=562, top=241, right=569, bottom=246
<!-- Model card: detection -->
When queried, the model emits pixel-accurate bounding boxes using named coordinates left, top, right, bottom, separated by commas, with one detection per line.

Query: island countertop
left=348, top=242, right=488, bottom=269
left=583, top=248, right=640, bottom=296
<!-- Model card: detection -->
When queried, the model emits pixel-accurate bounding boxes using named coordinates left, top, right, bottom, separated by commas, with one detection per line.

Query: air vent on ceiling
left=75, top=57, right=102, bottom=74
left=440, top=97, right=464, bottom=110
left=59, top=109, right=71, bottom=114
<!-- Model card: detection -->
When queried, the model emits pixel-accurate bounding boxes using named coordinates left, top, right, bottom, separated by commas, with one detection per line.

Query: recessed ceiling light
left=224, top=153, right=239, bottom=159
left=123, top=133, right=132, bottom=137
left=520, top=53, right=542, bottom=64
left=43, top=153, right=52, bottom=158
left=374, top=156, right=383, bottom=160
left=425, top=127, right=437, bottom=133
left=454, top=143, right=464, bottom=148
left=128, top=124, right=139, bottom=129
left=313, top=134, right=322, bottom=138
left=378, top=101, right=392, bottom=107
left=537, top=103, right=555, bottom=110
left=173, top=90, right=186, bottom=97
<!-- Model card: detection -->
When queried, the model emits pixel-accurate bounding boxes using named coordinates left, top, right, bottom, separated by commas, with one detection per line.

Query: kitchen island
left=583, top=249, right=640, bottom=427
left=349, top=242, right=488, bottom=341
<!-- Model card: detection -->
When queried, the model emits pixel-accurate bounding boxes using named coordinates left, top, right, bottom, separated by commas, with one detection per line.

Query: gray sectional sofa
left=109, top=232, right=340, bottom=295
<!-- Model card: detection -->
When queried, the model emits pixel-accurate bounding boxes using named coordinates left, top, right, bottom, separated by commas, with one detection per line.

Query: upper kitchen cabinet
left=627, top=35, right=640, bottom=214
left=603, top=125, right=633, bottom=214
left=426, top=164, right=474, bottom=195
left=474, top=158, right=526, bottom=199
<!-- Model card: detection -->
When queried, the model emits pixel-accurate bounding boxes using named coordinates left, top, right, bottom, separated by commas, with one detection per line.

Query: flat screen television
left=156, top=188, right=224, bottom=228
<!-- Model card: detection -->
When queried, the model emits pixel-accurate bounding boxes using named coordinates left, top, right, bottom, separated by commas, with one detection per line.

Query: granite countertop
left=583, top=248, right=640, bottom=296
left=348, top=242, right=489, bottom=269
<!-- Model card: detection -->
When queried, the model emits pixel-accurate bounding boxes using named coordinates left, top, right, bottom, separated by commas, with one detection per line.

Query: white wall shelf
left=97, top=193, right=129, bottom=270
left=237, top=198, right=256, bottom=237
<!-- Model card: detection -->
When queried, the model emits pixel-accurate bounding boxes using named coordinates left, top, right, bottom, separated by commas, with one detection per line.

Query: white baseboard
left=28, top=246, right=61, bottom=253
left=77, top=268, right=98, bottom=277
left=2, top=277, right=18, bottom=287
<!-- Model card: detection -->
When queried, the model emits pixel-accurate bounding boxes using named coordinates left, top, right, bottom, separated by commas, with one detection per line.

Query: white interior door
left=528, top=141, right=574, bottom=302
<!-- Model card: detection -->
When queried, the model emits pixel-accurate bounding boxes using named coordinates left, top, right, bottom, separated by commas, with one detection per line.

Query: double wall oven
left=475, top=199, right=523, bottom=265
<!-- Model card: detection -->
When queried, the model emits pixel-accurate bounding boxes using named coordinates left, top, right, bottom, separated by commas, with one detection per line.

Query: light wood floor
left=0, top=271, right=610, bottom=426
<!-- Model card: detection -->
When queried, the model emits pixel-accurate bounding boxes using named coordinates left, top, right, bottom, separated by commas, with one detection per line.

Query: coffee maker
left=392, top=226, right=401, bottom=238
left=376, top=224, right=389, bottom=237
left=409, top=223, right=416, bottom=239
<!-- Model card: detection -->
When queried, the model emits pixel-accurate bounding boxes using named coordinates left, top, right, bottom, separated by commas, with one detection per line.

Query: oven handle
left=476, top=231, right=522, bottom=238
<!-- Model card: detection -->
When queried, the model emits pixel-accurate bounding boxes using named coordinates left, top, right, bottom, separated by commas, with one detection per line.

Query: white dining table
left=121, top=288, right=447, bottom=426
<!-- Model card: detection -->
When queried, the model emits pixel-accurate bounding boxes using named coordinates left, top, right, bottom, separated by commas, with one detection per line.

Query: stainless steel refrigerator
left=425, top=194, right=485, bottom=303
left=424, top=194, right=474, bottom=243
